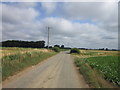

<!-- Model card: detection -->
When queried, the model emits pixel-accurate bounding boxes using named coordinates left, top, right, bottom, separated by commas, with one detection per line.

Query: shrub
left=52, top=47, right=60, bottom=52
left=70, top=48, right=80, bottom=54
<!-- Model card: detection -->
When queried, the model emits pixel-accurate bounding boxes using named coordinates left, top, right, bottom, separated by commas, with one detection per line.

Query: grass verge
left=75, top=56, right=119, bottom=88
left=2, top=51, right=56, bottom=81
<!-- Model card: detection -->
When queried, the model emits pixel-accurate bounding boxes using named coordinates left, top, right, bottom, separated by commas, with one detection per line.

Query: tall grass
left=2, top=51, right=56, bottom=81
left=75, top=58, right=101, bottom=88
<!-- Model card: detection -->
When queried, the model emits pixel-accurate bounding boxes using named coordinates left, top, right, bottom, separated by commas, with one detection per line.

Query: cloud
left=40, top=17, right=118, bottom=48
left=62, top=2, right=117, bottom=20
left=2, top=4, right=39, bottom=24
left=41, top=2, right=56, bottom=15
left=2, top=3, right=41, bottom=41
left=17, top=2, right=36, bottom=8
left=2, top=2, right=118, bottom=49
left=61, top=2, right=118, bottom=32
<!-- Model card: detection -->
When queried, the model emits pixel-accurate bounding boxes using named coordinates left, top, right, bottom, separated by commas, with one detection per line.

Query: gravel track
left=3, top=51, right=89, bottom=88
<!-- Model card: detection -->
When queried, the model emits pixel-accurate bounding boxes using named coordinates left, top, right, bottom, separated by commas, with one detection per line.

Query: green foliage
left=61, top=45, right=64, bottom=48
left=54, top=45, right=60, bottom=48
left=75, top=58, right=100, bottom=88
left=75, top=56, right=119, bottom=86
left=70, top=48, right=80, bottom=54
left=2, top=51, right=56, bottom=81
left=3, top=53, right=22, bottom=61
left=81, top=52, right=98, bottom=56
left=2, top=40, right=45, bottom=48
left=52, top=47, right=60, bottom=52
left=86, top=56, right=120, bottom=86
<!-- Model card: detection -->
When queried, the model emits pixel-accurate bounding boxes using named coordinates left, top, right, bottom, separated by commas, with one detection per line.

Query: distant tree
left=0, top=42, right=2, bottom=47
left=61, top=45, right=64, bottom=48
left=70, top=48, right=80, bottom=54
left=106, top=48, right=108, bottom=51
left=2, top=40, right=45, bottom=48
left=54, top=45, right=60, bottom=48
left=49, top=46, right=52, bottom=48
left=45, top=46, right=48, bottom=48
left=52, top=47, right=60, bottom=52
left=99, top=48, right=104, bottom=50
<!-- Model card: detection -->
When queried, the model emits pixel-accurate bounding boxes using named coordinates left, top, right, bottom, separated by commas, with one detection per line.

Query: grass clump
left=52, top=47, right=60, bottom=52
left=70, top=48, right=80, bottom=54
left=2, top=51, right=56, bottom=81
left=75, top=58, right=100, bottom=88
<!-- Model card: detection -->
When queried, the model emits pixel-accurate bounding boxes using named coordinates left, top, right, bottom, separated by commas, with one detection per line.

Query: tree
left=2, top=40, right=45, bottom=48
left=49, top=46, right=52, bottom=48
left=54, top=45, right=60, bottom=48
left=52, top=47, right=60, bottom=52
left=106, top=48, right=108, bottom=51
left=70, top=48, right=80, bottom=54
left=61, top=45, right=64, bottom=48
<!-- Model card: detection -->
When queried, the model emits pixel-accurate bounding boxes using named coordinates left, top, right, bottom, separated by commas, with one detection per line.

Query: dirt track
left=3, top=51, right=89, bottom=88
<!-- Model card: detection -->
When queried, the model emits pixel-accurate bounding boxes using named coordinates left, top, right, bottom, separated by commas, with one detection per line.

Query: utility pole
left=47, top=26, right=50, bottom=48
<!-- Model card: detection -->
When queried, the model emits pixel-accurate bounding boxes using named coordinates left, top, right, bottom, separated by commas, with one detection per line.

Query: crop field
left=74, top=50, right=119, bottom=88
left=1, top=47, right=50, bottom=57
left=1, top=47, right=56, bottom=81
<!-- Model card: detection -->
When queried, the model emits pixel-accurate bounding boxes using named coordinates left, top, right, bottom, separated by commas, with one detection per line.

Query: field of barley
left=1, top=47, right=56, bottom=81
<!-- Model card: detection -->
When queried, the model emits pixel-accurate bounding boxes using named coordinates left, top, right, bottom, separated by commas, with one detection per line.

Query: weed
left=2, top=49, right=56, bottom=81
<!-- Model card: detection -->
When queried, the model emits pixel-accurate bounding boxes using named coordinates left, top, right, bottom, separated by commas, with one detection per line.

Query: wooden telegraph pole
left=47, top=26, right=50, bottom=48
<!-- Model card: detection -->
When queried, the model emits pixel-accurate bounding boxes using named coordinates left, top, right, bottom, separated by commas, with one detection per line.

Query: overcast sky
left=1, top=1, right=118, bottom=49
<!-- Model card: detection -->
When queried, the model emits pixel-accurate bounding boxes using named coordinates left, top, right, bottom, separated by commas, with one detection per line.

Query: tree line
left=1, top=40, right=118, bottom=51
left=1, top=40, right=45, bottom=48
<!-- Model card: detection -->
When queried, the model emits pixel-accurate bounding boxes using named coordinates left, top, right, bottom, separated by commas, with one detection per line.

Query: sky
left=1, top=1, right=119, bottom=49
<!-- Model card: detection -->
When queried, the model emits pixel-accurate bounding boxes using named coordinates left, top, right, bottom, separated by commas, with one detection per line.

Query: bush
left=70, top=48, right=80, bottom=54
left=52, top=47, right=60, bottom=52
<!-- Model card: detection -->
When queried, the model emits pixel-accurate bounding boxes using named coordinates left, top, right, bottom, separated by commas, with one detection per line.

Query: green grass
left=59, top=48, right=69, bottom=51
left=81, top=52, right=98, bottom=56
left=86, top=56, right=119, bottom=85
left=75, top=55, right=119, bottom=87
left=2, top=47, right=34, bottom=57
left=75, top=58, right=101, bottom=88
left=2, top=51, right=56, bottom=81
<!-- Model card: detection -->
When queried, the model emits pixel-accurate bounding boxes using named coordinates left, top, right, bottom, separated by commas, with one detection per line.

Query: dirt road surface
left=3, top=51, right=89, bottom=88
